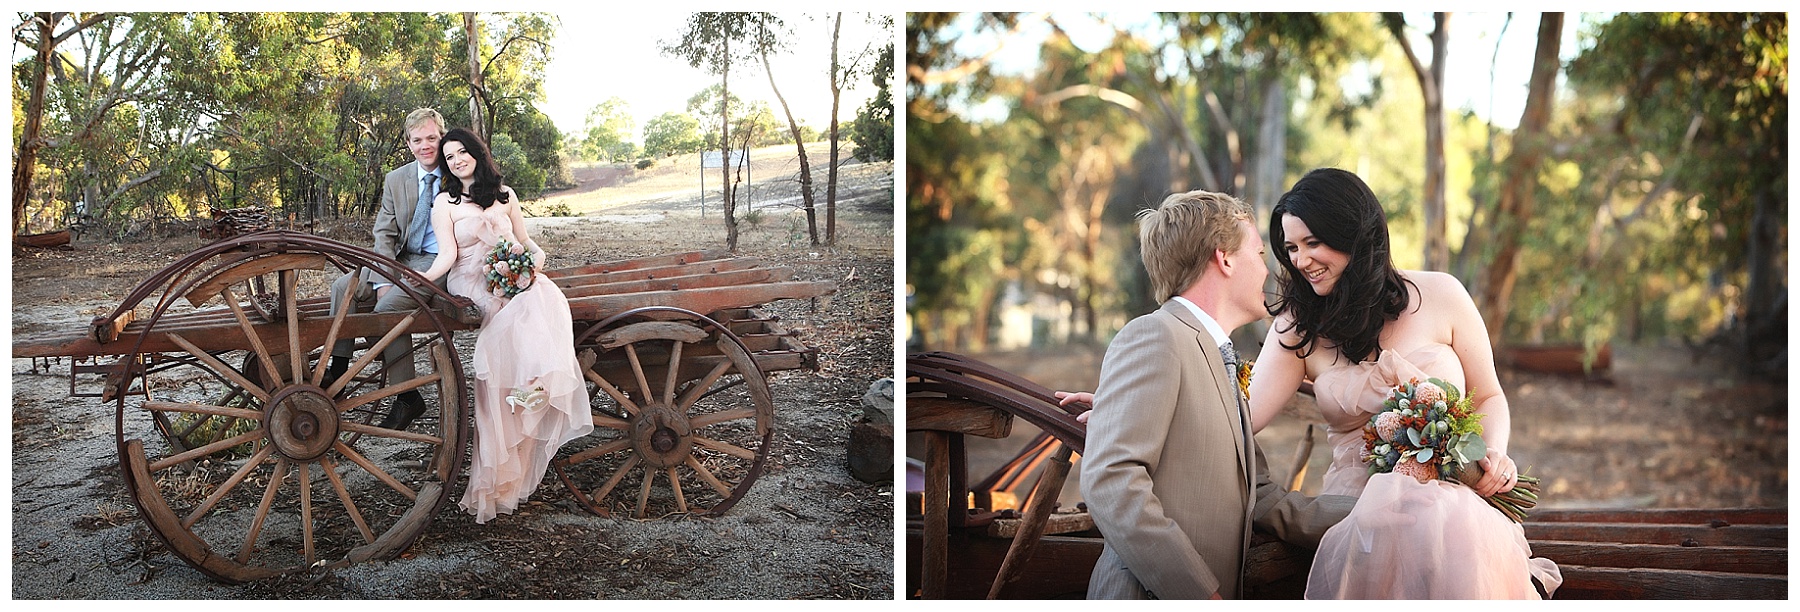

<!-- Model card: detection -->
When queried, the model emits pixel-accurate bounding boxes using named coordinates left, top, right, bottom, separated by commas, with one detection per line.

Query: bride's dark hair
left=1267, top=168, right=1415, bottom=364
left=438, top=127, right=509, bottom=209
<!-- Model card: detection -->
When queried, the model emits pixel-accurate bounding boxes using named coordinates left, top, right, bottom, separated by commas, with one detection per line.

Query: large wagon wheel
left=553, top=306, right=775, bottom=519
left=107, top=231, right=474, bottom=583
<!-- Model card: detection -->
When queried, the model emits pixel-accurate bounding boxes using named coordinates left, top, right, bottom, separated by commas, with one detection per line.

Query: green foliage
left=12, top=12, right=567, bottom=233
left=577, top=97, right=638, bottom=162
left=489, top=132, right=544, bottom=197
left=850, top=41, right=894, bottom=162
left=642, top=111, right=705, bottom=157
left=635, top=158, right=655, bottom=170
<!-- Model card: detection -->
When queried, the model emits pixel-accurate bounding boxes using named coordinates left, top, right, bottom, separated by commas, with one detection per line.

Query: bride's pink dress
left=445, top=208, right=593, bottom=523
left=1304, top=344, right=1562, bottom=599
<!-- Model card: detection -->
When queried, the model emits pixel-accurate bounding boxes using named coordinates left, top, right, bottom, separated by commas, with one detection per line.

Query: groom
left=1080, top=190, right=1353, bottom=599
left=325, top=107, right=451, bottom=430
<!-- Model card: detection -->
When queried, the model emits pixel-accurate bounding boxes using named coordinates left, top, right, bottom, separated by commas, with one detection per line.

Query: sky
left=541, top=11, right=891, bottom=143
left=940, top=12, right=1598, bottom=131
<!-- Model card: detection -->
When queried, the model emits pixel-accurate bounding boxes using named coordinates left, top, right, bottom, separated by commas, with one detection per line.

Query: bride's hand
left=1475, top=448, right=1518, bottom=497
left=1053, top=391, right=1095, bottom=424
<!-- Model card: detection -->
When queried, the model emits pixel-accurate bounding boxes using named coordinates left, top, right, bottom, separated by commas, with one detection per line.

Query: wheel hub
left=263, top=385, right=340, bottom=461
left=630, top=403, right=692, bottom=469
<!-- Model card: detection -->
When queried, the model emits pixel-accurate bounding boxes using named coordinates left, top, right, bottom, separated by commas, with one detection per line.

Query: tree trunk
left=826, top=12, right=843, bottom=246
left=464, top=13, right=487, bottom=143
left=14, top=13, right=58, bottom=237
left=1248, top=70, right=1287, bottom=226
left=720, top=35, right=738, bottom=252
left=1389, top=12, right=1451, bottom=270
left=1478, top=12, right=1563, bottom=344
left=761, top=25, right=819, bottom=246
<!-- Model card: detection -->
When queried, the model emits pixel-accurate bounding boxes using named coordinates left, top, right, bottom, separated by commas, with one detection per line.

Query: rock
left=848, top=378, right=895, bottom=484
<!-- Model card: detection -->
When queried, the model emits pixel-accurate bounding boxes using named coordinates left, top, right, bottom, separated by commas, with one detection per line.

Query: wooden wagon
left=12, top=230, right=835, bottom=583
left=903, top=352, right=1787, bottom=599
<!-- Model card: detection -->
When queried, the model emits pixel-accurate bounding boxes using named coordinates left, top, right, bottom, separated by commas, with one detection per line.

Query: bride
left=1063, top=168, right=1561, bottom=598
left=417, top=127, right=594, bottom=523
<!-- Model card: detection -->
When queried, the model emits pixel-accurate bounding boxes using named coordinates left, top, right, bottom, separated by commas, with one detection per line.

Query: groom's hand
left=1054, top=391, right=1095, bottom=423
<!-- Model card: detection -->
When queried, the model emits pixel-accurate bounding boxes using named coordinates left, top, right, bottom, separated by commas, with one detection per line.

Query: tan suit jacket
left=359, top=160, right=432, bottom=288
left=1082, top=300, right=1353, bottom=599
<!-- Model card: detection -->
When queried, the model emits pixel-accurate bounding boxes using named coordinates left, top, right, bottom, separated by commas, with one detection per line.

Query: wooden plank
left=986, top=511, right=1095, bottom=539
left=14, top=310, right=469, bottom=359
left=1523, top=522, right=1785, bottom=548
left=542, top=249, right=730, bottom=278
left=1528, top=540, right=1786, bottom=575
left=564, top=281, right=835, bottom=323
left=1553, top=564, right=1787, bottom=599
left=560, top=267, right=792, bottom=300
left=906, top=396, right=1013, bottom=439
left=1528, top=507, right=1787, bottom=526
left=552, top=258, right=771, bottom=292
left=905, top=527, right=1100, bottom=600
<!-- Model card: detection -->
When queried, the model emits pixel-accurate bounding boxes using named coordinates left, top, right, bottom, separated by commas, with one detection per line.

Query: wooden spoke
left=684, top=455, right=734, bottom=498
left=284, top=270, right=304, bottom=385
left=220, top=286, right=283, bottom=387
left=311, top=282, right=356, bottom=386
left=663, top=340, right=683, bottom=406
left=297, top=460, right=314, bottom=564
left=591, top=413, right=629, bottom=431
left=636, top=467, right=656, bottom=518
left=332, top=441, right=417, bottom=500
left=145, top=400, right=263, bottom=422
left=326, top=312, right=417, bottom=397
left=625, top=343, right=653, bottom=401
left=238, top=457, right=289, bottom=564
left=590, top=453, right=640, bottom=507
left=692, top=435, right=758, bottom=460
left=319, top=455, right=374, bottom=545
left=337, top=372, right=441, bottom=413
left=182, top=444, right=277, bottom=528
left=150, top=428, right=267, bottom=472
left=689, top=408, right=756, bottom=430
left=666, top=467, right=687, bottom=513
left=167, top=333, right=270, bottom=402
left=584, top=368, right=640, bottom=416
left=563, top=437, right=632, bottom=466
left=676, top=360, right=735, bottom=412
left=339, top=421, right=444, bottom=445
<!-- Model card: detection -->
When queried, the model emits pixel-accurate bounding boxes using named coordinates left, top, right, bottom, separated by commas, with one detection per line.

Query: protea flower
left=1374, top=412, right=1404, bottom=442
left=1393, top=455, right=1437, bottom=483
left=1414, top=381, right=1446, bottom=406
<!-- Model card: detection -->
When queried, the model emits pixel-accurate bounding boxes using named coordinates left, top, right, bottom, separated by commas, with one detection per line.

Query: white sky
left=542, top=11, right=891, bottom=142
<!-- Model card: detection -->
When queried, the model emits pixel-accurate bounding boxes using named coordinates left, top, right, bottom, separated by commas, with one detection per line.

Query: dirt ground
left=908, top=338, right=1787, bottom=512
left=8, top=152, right=897, bottom=599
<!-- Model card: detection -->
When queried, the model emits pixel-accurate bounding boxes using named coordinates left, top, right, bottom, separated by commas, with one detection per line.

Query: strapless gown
left=446, top=211, right=593, bottom=523
left=1304, top=344, right=1562, bottom=599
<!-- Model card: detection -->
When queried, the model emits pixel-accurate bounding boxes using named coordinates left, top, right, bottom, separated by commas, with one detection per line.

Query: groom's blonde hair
left=1138, top=190, right=1254, bottom=302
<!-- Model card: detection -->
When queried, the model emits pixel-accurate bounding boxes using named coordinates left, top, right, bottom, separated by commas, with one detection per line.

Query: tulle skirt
left=454, top=273, right=594, bottom=523
left=1305, top=473, right=1563, bottom=599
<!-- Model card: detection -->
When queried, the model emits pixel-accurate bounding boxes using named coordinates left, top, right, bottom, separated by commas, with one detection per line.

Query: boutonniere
left=1237, top=359, right=1253, bottom=399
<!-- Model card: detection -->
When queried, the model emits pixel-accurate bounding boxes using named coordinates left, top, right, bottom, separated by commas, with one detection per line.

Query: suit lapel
left=1163, top=301, right=1251, bottom=472
left=396, top=161, right=421, bottom=239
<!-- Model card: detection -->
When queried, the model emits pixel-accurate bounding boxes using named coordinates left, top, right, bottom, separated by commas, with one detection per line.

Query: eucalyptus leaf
left=1407, top=427, right=1422, bottom=447
left=1417, top=448, right=1434, bottom=463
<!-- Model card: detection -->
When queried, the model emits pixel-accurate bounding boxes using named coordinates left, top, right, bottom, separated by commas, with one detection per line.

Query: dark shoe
left=379, top=391, right=427, bottom=430
left=324, top=356, right=350, bottom=387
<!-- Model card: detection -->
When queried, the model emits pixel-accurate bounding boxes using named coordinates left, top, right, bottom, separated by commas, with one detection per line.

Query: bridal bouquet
left=1361, top=377, right=1542, bottom=523
left=482, top=238, right=536, bottom=298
